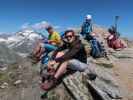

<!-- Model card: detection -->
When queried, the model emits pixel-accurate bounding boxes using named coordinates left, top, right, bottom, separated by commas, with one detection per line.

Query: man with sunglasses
left=41, top=29, right=96, bottom=91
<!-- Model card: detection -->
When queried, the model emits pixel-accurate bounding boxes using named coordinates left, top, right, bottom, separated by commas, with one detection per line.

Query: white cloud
left=21, top=23, right=30, bottom=29
left=0, top=32, right=14, bottom=35
left=67, top=27, right=77, bottom=30
left=54, top=25, right=61, bottom=29
left=21, top=21, right=61, bottom=30
left=32, top=21, right=49, bottom=30
left=0, top=32, right=3, bottom=34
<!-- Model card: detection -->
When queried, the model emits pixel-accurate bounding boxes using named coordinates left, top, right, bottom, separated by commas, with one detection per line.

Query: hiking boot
left=41, top=67, right=56, bottom=83
left=41, top=76, right=57, bottom=91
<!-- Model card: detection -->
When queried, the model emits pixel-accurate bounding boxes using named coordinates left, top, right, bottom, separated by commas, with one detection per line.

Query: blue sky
left=0, top=0, right=133, bottom=38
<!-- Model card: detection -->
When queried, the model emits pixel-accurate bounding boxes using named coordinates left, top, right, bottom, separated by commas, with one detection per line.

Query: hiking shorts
left=67, top=59, right=88, bottom=72
left=40, top=43, right=57, bottom=52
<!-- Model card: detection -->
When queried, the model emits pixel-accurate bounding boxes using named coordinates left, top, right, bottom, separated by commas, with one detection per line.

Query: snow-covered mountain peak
left=0, top=29, right=43, bottom=54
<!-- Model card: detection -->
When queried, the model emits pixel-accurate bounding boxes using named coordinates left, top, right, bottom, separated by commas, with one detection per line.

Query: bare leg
left=41, top=60, right=68, bottom=91
left=34, top=46, right=41, bottom=55
left=54, top=61, right=68, bottom=79
left=48, top=52, right=64, bottom=69
left=47, top=51, right=66, bottom=79
left=55, top=52, right=64, bottom=58
left=33, top=40, right=42, bottom=55
left=36, top=47, right=45, bottom=59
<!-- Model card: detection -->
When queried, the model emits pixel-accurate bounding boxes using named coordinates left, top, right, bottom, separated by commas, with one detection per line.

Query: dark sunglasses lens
left=65, top=35, right=72, bottom=38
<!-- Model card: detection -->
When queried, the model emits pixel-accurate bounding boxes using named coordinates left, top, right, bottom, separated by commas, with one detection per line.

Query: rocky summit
left=0, top=26, right=133, bottom=100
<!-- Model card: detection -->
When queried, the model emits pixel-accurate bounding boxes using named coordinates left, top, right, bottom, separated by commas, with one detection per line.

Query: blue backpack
left=90, top=39, right=104, bottom=58
left=81, top=21, right=92, bottom=37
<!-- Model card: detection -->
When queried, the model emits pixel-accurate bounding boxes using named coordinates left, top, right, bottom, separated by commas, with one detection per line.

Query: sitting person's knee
left=68, top=59, right=88, bottom=72
left=55, top=52, right=64, bottom=58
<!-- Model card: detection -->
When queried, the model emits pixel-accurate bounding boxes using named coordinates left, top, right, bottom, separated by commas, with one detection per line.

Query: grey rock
left=14, top=80, right=22, bottom=86
left=0, top=82, right=8, bottom=89
left=0, top=43, right=22, bottom=66
left=61, top=62, right=122, bottom=100
left=112, top=48, right=133, bottom=59
left=63, top=72, right=93, bottom=100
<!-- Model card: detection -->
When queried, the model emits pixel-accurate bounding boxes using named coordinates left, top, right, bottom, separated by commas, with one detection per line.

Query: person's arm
left=54, top=32, right=61, bottom=44
left=38, top=32, right=47, bottom=39
left=51, top=43, right=67, bottom=59
left=90, top=22, right=93, bottom=32
left=48, top=40, right=57, bottom=44
left=54, top=42, right=81, bottom=62
left=81, top=23, right=85, bottom=36
left=49, top=33, right=61, bottom=44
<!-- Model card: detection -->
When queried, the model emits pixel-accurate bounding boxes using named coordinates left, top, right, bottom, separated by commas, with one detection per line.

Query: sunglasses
left=65, top=35, right=73, bottom=39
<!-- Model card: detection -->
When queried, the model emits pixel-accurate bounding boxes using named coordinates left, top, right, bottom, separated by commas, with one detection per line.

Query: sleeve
left=81, top=23, right=85, bottom=31
left=38, top=32, right=46, bottom=38
left=90, top=23, right=93, bottom=32
left=51, top=43, right=67, bottom=59
left=55, top=32, right=61, bottom=43
left=55, top=42, right=81, bottom=62
left=80, top=23, right=85, bottom=36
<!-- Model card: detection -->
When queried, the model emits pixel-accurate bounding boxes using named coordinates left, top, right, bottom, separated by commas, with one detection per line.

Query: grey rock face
left=0, top=43, right=22, bottom=66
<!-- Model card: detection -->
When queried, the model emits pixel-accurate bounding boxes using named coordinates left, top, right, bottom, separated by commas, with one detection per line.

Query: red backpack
left=107, top=35, right=126, bottom=49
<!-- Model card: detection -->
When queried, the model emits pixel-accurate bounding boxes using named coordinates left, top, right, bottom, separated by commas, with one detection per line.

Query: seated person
left=107, top=27, right=126, bottom=50
left=41, top=30, right=96, bottom=91
left=32, top=26, right=61, bottom=61
left=80, top=14, right=93, bottom=41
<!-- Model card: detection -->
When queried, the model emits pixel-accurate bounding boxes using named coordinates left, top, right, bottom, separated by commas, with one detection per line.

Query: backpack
left=90, top=39, right=105, bottom=58
left=81, top=21, right=92, bottom=36
left=107, top=35, right=126, bottom=50
left=112, top=38, right=126, bottom=49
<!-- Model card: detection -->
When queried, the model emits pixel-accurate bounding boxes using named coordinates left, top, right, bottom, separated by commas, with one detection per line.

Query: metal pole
left=115, top=16, right=120, bottom=32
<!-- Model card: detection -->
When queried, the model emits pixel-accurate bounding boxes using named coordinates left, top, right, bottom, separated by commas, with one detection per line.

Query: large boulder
left=62, top=63, right=122, bottom=100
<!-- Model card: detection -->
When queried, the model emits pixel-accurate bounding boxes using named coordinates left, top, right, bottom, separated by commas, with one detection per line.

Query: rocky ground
left=112, top=48, right=133, bottom=100
left=0, top=47, right=133, bottom=100
left=0, top=26, right=133, bottom=100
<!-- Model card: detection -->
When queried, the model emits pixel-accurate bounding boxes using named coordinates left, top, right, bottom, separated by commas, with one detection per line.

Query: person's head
left=46, top=26, right=54, bottom=34
left=85, top=14, right=92, bottom=22
left=108, top=27, right=116, bottom=35
left=64, top=30, right=75, bottom=43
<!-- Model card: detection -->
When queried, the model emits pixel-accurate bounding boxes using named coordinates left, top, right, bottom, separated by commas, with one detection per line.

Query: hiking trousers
left=40, top=43, right=57, bottom=53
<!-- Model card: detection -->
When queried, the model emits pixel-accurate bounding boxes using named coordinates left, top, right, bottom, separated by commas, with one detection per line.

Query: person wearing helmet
left=32, top=26, right=61, bottom=62
left=80, top=14, right=93, bottom=41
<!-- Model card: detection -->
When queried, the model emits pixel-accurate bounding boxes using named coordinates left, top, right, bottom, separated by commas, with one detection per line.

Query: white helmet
left=85, top=14, right=92, bottom=20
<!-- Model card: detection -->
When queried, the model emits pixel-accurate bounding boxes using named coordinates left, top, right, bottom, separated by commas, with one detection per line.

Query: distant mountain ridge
left=0, top=25, right=132, bottom=65
left=0, top=29, right=43, bottom=54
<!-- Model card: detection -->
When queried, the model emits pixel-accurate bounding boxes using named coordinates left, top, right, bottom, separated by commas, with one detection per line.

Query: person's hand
left=48, top=40, right=52, bottom=44
left=48, top=40, right=56, bottom=45
left=48, top=60, right=56, bottom=68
